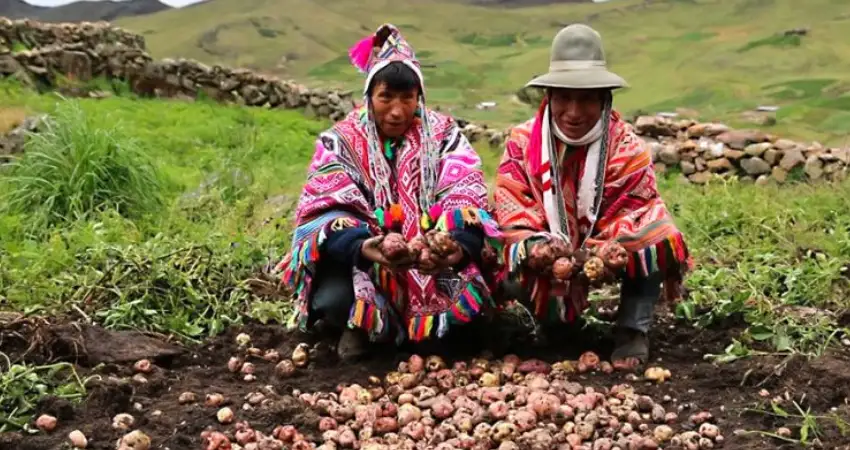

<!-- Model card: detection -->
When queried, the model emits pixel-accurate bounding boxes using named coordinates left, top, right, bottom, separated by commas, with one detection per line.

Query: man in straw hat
left=278, top=24, right=503, bottom=361
left=493, top=24, right=692, bottom=370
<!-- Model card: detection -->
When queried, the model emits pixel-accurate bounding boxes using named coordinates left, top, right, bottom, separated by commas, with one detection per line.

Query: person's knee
left=310, top=262, right=356, bottom=327
left=497, top=279, right=530, bottom=304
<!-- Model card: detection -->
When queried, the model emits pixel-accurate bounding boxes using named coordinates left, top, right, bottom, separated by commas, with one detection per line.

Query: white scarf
left=539, top=106, right=605, bottom=245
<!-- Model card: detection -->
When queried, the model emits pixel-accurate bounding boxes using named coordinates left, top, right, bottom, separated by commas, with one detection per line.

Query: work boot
left=611, top=326, right=649, bottom=371
left=337, top=328, right=369, bottom=361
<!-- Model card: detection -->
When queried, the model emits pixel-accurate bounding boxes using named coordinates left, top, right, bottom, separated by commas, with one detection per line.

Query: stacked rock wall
left=0, top=18, right=144, bottom=50
left=1, top=18, right=847, bottom=183
left=636, top=116, right=848, bottom=184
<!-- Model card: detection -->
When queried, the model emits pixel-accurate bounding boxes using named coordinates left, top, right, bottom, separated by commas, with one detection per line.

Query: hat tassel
left=349, top=34, right=375, bottom=74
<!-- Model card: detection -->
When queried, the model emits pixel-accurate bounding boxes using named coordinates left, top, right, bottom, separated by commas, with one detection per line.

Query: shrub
left=1, top=99, right=163, bottom=233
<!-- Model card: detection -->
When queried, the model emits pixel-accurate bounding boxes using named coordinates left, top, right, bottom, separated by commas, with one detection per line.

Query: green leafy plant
left=0, top=353, right=91, bottom=432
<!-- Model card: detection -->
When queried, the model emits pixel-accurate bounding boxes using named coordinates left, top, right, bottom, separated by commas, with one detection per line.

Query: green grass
left=0, top=81, right=847, bottom=361
left=115, top=0, right=850, bottom=145
left=0, top=81, right=327, bottom=340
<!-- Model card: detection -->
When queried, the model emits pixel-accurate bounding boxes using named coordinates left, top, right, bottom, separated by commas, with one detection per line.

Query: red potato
left=319, top=417, right=338, bottom=432
left=227, top=357, right=243, bottom=373
left=235, top=428, right=257, bottom=445
left=599, top=242, right=628, bottom=269
left=407, top=236, right=429, bottom=260
left=578, top=351, right=601, bottom=372
left=262, top=349, right=281, bottom=362
left=552, top=257, right=575, bottom=281
left=203, top=431, right=231, bottom=450
left=517, top=359, right=551, bottom=375
left=401, top=421, right=426, bottom=441
left=337, top=427, right=357, bottom=447
left=375, top=417, right=399, bottom=434
left=426, top=230, right=460, bottom=258
left=432, top=397, right=455, bottom=419
left=273, top=425, right=297, bottom=442
left=511, top=410, right=537, bottom=432
left=35, top=414, right=57, bottom=432
left=489, top=401, right=510, bottom=420
left=526, top=241, right=556, bottom=272
left=408, top=355, right=425, bottom=373
left=381, top=232, right=409, bottom=260
left=526, top=376, right=550, bottom=392
left=205, top=393, right=225, bottom=407
left=133, top=359, right=152, bottom=374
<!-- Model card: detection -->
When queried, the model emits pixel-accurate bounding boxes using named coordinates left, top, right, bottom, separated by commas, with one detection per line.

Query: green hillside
left=116, top=0, right=850, bottom=144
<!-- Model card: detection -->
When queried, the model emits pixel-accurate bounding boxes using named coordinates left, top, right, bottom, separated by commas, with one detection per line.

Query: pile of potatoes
left=203, top=340, right=724, bottom=450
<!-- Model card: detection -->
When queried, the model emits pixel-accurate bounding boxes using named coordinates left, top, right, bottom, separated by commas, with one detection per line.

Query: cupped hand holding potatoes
left=525, top=237, right=630, bottom=284
left=360, top=233, right=415, bottom=270
left=361, top=230, right=463, bottom=274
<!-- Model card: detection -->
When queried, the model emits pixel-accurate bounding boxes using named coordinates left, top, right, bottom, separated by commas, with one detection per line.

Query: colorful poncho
left=279, top=24, right=501, bottom=343
left=494, top=105, right=692, bottom=323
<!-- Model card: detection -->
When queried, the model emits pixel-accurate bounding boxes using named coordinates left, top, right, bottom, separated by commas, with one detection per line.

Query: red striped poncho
left=493, top=108, right=692, bottom=323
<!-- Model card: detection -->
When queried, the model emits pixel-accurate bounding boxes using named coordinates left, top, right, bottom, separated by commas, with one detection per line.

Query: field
left=0, top=78, right=848, bottom=449
left=116, top=0, right=850, bottom=145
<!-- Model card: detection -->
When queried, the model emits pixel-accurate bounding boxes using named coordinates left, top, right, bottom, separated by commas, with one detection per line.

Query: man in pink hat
left=278, top=24, right=502, bottom=360
left=494, top=24, right=692, bottom=370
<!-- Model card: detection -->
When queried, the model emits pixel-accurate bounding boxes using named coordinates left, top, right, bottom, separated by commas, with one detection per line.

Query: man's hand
left=360, top=235, right=414, bottom=270
left=418, top=246, right=464, bottom=275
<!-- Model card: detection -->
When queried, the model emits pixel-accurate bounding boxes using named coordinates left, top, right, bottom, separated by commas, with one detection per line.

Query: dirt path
left=1, top=312, right=848, bottom=449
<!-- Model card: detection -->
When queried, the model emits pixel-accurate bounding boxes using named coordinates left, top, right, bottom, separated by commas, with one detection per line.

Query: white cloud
left=24, top=0, right=205, bottom=7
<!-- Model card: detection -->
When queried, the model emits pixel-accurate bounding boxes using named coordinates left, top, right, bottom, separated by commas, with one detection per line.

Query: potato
left=583, top=256, right=605, bottom=281
left=292, top=343, right=309, bottom=367
left=527, top=241, right=556, bottom=272
left=599, top=242, right=628, bottom=269
left=425, top=355, right=446, bottom=372
left=202, top=431, right=231, bottom=450
left=275, top=360, right=296, bottom=378
left=375, top=417, right=399, bottom=434
left=408, top=354, right=425, bottom=373
left=552, top=257, right=575, bottom=281
left=35, top=414, right=57, bottom=432
left=380, top=233, right=409, bottom=260
left=427, top=230, right=460, bottom=258
left=407, top=236, right=429, bottom=260
left=68, top=430, right=87, bottom=448
left=517, top=359, right=551, bottom=375
left=578, top=352, right=600, bottom=372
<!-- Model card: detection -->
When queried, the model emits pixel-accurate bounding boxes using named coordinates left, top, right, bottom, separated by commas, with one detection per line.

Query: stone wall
left=0, top=18, right=144, bottom=51
left=0, top=18, right=846, bottom=184
left=636, top=116, right=848, bottom=184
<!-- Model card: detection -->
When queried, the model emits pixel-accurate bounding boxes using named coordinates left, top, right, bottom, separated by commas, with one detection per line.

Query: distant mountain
left=466, top=0, right=593, bottom=5
left=1, top=0, right=173, bottom=23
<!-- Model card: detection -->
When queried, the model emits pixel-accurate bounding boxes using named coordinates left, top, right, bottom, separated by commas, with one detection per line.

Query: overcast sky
left=24, top=0, right=205, bottom=7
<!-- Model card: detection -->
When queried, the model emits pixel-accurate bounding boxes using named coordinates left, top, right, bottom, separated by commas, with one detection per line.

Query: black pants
left=308, top=260, right=357, bottom=329
left=499, top=271, right=663, bottom=333
left=310, top=259, right=663, bottom=335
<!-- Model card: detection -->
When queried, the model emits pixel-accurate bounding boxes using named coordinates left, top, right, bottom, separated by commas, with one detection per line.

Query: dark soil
left=1, top=309, right=848, bottom=450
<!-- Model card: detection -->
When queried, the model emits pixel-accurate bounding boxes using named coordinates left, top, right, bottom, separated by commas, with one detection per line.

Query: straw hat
left=526, top=24, right=627, bottom=90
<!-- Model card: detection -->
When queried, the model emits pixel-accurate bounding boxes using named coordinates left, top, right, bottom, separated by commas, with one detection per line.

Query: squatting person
left=278, top=24, right=502, bottom=361
left=494, top=24, right=692, bottom=370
